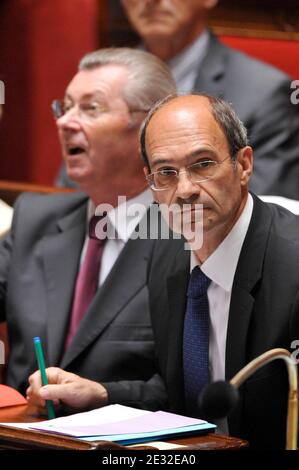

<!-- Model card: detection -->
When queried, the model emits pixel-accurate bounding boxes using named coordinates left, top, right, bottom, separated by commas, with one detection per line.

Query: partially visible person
left=119, top=0, right=299, bottom=199
left=139, top=93, right=299, bottom=449
left=0, top=48, right=176, bottom=412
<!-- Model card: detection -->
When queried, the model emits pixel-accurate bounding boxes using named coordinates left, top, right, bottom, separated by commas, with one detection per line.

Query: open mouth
left=67, top=146, right=86, bottom=156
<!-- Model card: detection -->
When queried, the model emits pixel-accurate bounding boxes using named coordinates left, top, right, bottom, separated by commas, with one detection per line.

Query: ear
left=143, top=166, right=149, bottom=177
left=236, top=146, right=253, bottom=186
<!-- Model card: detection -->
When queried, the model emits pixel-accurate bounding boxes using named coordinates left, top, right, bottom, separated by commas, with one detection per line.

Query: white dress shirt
left=190, top=194, right=253, bottom=432
left=80, top=189, right=153, bottom=286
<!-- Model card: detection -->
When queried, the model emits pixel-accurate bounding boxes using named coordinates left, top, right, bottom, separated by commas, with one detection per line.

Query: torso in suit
left=0, top=192, right=166, bottom=410
left=148, top=195, right=299, bottom=448
left=192, top=32, right=299, bottom=199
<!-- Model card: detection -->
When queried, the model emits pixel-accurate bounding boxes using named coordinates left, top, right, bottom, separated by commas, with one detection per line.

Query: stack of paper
left=2, top=405, right=216, bottom=445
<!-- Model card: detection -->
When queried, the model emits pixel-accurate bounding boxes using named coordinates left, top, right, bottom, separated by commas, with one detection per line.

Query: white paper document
left=0, top=404, right=216, bottom=445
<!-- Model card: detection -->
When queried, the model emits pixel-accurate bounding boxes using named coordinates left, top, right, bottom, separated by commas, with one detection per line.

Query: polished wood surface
left=0, top=180, right=74, bottom=206
left=0, top=405, right=123, bottom=450
left=0, top=404, right=248, bottom=450
left=159, top=433, right=247, bottom=450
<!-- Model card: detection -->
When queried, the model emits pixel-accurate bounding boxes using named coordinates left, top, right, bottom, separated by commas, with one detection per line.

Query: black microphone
left=199, top=380, right=239, bottom=421
left=198, top=348, right=298, bottom=450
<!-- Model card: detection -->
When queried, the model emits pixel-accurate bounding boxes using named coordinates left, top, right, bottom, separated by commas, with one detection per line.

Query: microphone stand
left=230, top=348, right=298, bottom=450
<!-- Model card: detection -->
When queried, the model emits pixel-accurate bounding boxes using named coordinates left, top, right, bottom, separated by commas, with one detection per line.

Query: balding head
left=141, top=93, right=253, bottom=255
left=141, top=94, right=248, bottom=169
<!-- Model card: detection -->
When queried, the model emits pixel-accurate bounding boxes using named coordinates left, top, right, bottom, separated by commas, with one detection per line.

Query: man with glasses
left=140, top=93, right=299, bottom=448
left=0, top=48, right=176, bottom=412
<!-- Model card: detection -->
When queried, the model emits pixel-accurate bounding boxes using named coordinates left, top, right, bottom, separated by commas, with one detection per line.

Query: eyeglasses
left=146, top=156, right=235, bottom=191
left=51, top=99, right=109, bottom=120
left=51, top=99, right=149, bottom=121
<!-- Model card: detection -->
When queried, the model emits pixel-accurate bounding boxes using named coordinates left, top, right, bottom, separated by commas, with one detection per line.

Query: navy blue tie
left=183, top=266, right=211, bottom=415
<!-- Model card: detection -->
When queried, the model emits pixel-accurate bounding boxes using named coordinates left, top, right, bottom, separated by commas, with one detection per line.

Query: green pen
left=33, top=336, right=56, bottom=420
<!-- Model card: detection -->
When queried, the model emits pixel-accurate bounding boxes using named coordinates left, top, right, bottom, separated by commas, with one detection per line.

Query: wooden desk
left=0, top=405, right=248, bottom=450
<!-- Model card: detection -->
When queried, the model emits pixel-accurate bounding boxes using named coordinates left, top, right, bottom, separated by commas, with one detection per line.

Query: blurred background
left=0, top=0, right=298, bottom=185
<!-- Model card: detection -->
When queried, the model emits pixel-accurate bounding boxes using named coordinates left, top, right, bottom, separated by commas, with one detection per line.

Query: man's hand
left=26, top=367, right=108, bottom=412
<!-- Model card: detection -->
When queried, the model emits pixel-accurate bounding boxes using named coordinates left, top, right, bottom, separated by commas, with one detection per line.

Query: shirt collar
left=139, top=30, right=209, bottom=93
left=88, top=189, right=153, bottom=243
left=167, top=29, right=209, bottom=87
left=191, top=194, right=254, bottom=292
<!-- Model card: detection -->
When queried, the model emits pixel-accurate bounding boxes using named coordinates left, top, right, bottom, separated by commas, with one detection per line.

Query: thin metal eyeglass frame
left=146, top=156, right=236, bottom=191
left=51, top=99, right=149, bottom=121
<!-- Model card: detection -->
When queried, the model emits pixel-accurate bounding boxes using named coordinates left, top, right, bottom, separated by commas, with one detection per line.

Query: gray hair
left=79, top=47, right=176, bottom=112
left=140, top=93, right=249, bottom=168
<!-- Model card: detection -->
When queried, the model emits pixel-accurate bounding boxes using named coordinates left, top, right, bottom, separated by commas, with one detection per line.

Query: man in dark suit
left=140, top=93, right=299, bottom=449
left=120, top=0, right=299, bottom=199
left=0, top=48, right=176, bottom=411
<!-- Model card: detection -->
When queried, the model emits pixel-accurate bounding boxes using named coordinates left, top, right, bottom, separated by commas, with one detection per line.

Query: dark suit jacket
left=0, top=192, right=166, bottom=410
left=148, top=195, right=299, bottom=448
left=192, top=32, right=299, bottom=199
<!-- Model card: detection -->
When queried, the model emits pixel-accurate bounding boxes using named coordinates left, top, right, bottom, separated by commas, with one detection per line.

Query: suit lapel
left=226, top=195, right=273, bottom=434
left=39, top=201, right=87, bottom=365
left=193, top=31, right=227, bottom=99
left=60, top=235, right=155, bottom=369
left=165, top=245, right=190, bottom=412
left=163, top=197, right=273, bottom=425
